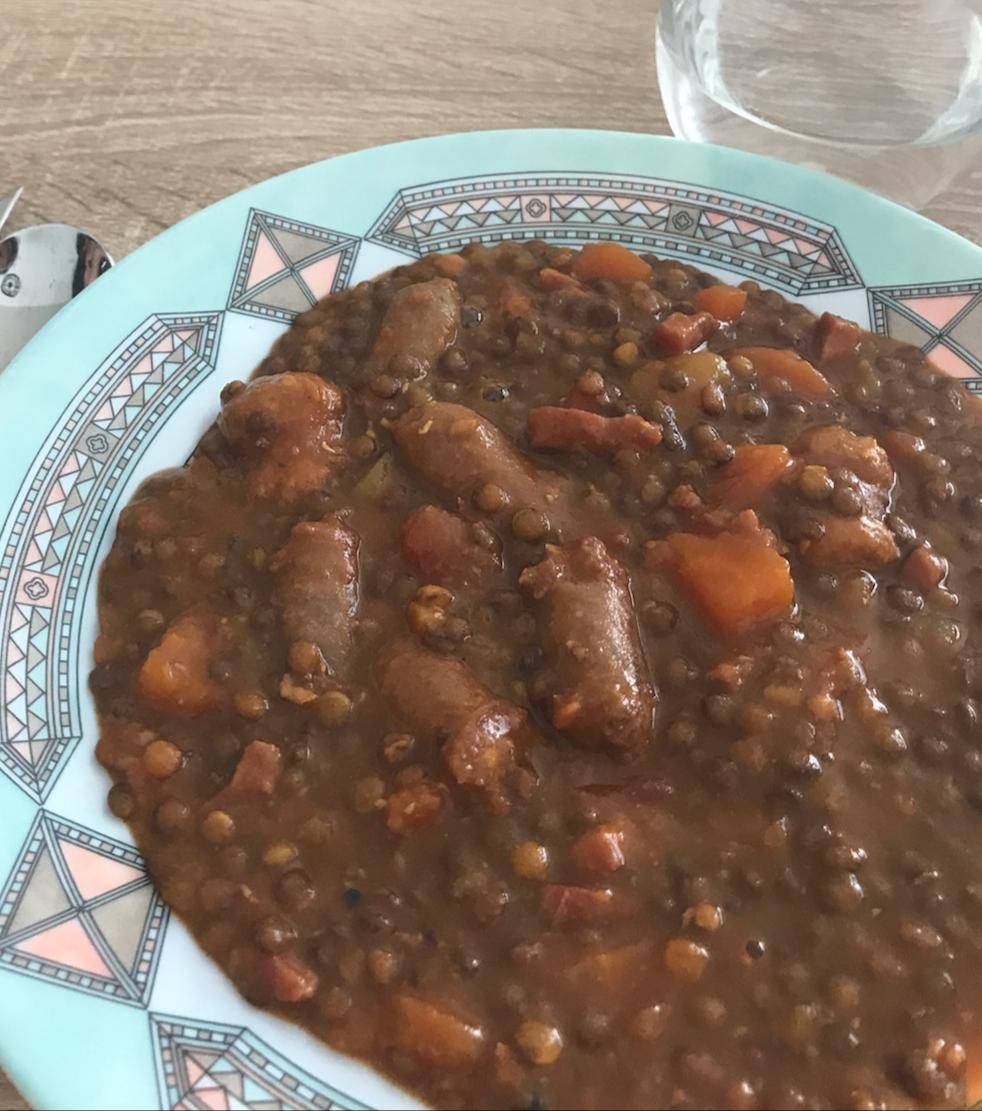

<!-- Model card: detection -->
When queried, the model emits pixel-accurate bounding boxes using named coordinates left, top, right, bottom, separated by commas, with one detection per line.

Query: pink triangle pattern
left=246, top=230, right=286, bottom=291
left=928, top=342, right=975, bottom=379
left=0, top=811, right=168, bottom=1003
left=901, top=293, right=976, bottom=330
left=15, top=917, right=111, bottom=977
left=870, top=280, right=982, bottom=393
left=297, top=254, right=340, bottom=300
left=60, top=839, right=144, bottom=900
left=228, top=210, right=359, bottom=323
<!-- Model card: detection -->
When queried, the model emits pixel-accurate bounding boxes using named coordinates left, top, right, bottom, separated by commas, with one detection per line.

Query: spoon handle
left=0, top=188, right=22, bottom=236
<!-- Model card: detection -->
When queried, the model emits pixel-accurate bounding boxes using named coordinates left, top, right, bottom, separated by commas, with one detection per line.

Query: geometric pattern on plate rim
left=1, top=159, right=980, bottom=1111
left=0, top=311, right=222, bottom=802
left=868, top=278, right=982, bottom=393
left=367, top=171, right=863, bottom=295
left=0, top=810, right=167, bottom=1006
left=149, top=1012, right=370, bottom=1110
left=227, top=209, right=361, bottom=324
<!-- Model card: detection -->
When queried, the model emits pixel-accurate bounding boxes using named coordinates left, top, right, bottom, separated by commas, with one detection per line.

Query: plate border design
left=0, top=809, right=167, bottom=1006
left=149, top=1012, right=369, bottom=1111
left=366, top=171, right=863, bottom=294
left=868, top=278, right=982, bottom=392
left=227, top=208, right=361, bottom=324
left=0, top=311, right=223, bottom=802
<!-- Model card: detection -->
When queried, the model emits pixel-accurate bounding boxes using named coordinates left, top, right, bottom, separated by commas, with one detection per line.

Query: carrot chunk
left=652, top=311, right=718, bottom=356
left=390, top=995, right=486, bottom=1072
left=571, top=241, right=653, bottom=283
left=138, top=611, right=223, bottom=715
left=729, top=346, right=833, bottom=400
left=695, top=284, right=748, bottom=322
left=660, top=531, right=794, bottom=635
left=227, top=740, right=283, bottom=797
left=798, top=516, right=899, bottom=567
left=711, top=443, right=793, bottom=510
left=796, top=425, right=893, bottom=486
left=538, top=267, right=583, bottom=291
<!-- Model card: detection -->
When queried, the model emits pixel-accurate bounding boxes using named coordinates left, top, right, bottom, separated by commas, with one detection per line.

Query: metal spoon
left=0, top=187, right=113, bottom=371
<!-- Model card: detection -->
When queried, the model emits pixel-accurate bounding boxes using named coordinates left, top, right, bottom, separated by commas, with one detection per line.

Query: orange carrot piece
left=390, top=995, right=486, bottom=1072
left=695, top=284, right=748, bottom=322
left=652, top=311, right=718, bottom=356
left=729, top=346, right=833, bottom=400
left=663, top=531, right=794, bottom=635
left=571, top=241, right=653, bottom=283
left=711, top=443, right=794, bottom=510
left=798, top=516, right=899, bottom=567
left=795, top=425, right=893, bottom=486
left=814, top=312, right=860, bottom=365
left=538, top=267, right=583, bottom=292
left=138, top=611, right=223, bottom=716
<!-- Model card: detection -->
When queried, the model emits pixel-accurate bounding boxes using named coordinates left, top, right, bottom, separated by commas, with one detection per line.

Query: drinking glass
left=656, top=0, right=982, bottom=210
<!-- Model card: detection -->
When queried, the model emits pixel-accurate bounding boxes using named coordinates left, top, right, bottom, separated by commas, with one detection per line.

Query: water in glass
left=657, top=0, right=982, bottom=209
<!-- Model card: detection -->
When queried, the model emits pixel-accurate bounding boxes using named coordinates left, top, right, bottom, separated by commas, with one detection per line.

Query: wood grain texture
left=1, top=2, right=980, bottom=1107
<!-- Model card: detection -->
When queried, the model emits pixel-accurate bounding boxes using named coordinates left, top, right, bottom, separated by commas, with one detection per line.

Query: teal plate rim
left=0, top=128, right=981, bottom=1111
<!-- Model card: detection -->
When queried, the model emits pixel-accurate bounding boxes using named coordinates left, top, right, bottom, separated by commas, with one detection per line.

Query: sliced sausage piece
left=365, top=277, right=460, bottom=376
left=271, top=515, right=359, bottom=677
left=377, top=638, right=528, bottom=808
left=520, top=537, right=654, bottom=758
left=795, top=424, right=894, bottom=487
left=400, top=505, right=501, bottom=585
left=260, top=952, right=319, bottom=1003
left=392, top=401, right=571, bottom=529
left=541, top=884, right=638, bottom=925
left=138, top=610, right=223, bottom=715
left=799, top=516, right=900, bottom=568
left=219, top=372, right=346, bottom=502
left=814, top=312, right=860, bottom=366
left=225, top=740, right=283, bottom=797
left=527, top=408, right=662, bottom=456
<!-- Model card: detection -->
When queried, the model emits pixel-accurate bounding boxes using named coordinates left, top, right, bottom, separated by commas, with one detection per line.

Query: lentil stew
left=93, top=239, right=982, bottom=1110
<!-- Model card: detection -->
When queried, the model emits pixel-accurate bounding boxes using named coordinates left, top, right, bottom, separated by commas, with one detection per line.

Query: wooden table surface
left=2, top=1, right=981, bottom=1107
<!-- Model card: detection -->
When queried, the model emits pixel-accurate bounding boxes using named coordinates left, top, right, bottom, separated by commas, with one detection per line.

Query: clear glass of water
left=656, top=0, right=982, bottom=210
